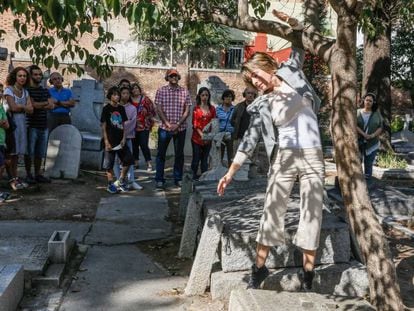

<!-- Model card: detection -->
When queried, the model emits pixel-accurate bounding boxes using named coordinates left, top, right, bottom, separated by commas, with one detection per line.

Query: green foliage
left=391, top=21, right=414, bottom=94
left=135, top=45, right=163, bottom=65
left=359, top=0, right=414, bottom=40
left=376, top=151, right=408, bottom=169
left=390, top=115, right=405, bottom=133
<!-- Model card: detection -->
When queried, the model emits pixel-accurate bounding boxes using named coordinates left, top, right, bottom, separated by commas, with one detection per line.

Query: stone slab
left=59, top=245, right=187, bottom=311
left=0, top=264, right=24, bottom=311
left=206, top=193, right=350, bottom=272
left=327, top=185, right=414, bottom=218
left=0, top=221, right=91, bottom=242
left=85, top=196, right=171, bottom=245
left=178, top=194, right=202, bottom=258
left=228, top=289, right=374, bottom=311
left=0, top=237, right=49, bottom=275
left=211, top=261, right=369, bottom=300
left=32, top=264, right=65, bottom=287
left=46, top=124, right=82, bottom=179
left=185, top=215, right=223, bottom=296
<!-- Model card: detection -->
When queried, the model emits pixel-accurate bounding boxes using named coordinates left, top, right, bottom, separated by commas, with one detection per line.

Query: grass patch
left=376, top=151, right=408, bottom=169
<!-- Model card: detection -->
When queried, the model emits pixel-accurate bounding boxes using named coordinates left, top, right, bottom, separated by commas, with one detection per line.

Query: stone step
left=228, top=289, right=374, bottom=311
left=31, top=264, right=65, bottom=288
left=206, top=193, right=350, bottom=272
left=0, top=264, right=24, bottom=311
left=211, top=261, right=368, bottom=301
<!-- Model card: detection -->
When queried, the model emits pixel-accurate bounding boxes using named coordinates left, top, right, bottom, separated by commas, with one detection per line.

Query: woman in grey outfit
left=217, top=11, right=324, bottom=291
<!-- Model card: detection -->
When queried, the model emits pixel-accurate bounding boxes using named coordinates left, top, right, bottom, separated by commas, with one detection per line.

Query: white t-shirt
left=272, top=82, right=321, bottom=149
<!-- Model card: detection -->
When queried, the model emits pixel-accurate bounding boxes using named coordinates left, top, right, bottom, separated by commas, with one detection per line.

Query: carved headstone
left=45, top=125, right=82, bottom=179
left=71, top=79, right=105, bottom=169
left=199, top=118, right=249, bottom=181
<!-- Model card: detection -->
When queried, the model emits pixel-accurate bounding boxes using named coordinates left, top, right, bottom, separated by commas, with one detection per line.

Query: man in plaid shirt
left=154, top=69, right=192, bottom=189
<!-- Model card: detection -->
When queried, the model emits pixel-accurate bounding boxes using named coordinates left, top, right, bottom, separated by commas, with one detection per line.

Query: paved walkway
left=59, top=171, right=189, bottom=311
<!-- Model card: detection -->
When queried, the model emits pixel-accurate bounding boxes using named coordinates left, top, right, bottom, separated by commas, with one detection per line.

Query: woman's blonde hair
left=241, top=52, right=279, bottom=88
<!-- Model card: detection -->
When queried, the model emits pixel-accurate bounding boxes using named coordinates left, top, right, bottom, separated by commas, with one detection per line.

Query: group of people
left=102, top=68, right=259, bottom=193
left=0, top=66, right=75, bottom=198
left=101, top=78, right=156, bottom=193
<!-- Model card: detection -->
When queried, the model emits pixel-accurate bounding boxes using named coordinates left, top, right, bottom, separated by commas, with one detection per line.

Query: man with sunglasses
left=154, top=69, right=192, bottom=189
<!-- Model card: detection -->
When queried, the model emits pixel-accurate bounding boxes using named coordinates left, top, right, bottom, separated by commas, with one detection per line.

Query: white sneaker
left=114, top=179, right=121, bottom=189
left=130, top=181, right=143, bottom=190
left=146, top=162, right=153, bottom=172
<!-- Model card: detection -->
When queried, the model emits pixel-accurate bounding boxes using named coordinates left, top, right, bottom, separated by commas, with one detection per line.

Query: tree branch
left=238, top=0, right=249, bottom=19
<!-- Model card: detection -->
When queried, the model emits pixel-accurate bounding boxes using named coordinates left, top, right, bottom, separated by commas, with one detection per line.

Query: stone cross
left=403, top=113, right=412, bottom=131
left=199, top=118, right=249, bottom=181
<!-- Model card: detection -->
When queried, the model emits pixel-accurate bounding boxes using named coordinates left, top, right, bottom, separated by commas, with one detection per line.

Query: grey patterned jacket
left=233, top=47, right=321, bottom=166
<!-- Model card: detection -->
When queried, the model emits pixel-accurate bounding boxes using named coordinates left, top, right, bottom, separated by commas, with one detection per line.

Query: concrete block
left=221, top=214, right=351, bottom=272
left=185, top=215, right=223, bottom=296
left=32, top=264, right=65, bottom=287
left=228, top=289, right=374, bottom=311
left=178, top=194, right=203, bottom=258
left=48, top=231, right=73, bottom=264
left=211, top=261, right=368, bottom=300
left=178, top=174, right=193, bottom=220
left=0, top=264, right=24, bottom=311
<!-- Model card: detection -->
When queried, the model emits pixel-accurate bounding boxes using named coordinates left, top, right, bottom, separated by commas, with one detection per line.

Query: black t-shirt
left=27, top=86, right=50, bottom=129
left=100, top=103, right=127, bottom=147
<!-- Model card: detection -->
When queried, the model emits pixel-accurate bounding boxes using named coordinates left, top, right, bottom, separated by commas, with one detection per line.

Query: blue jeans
left=155, top=129, right=186, bottom=183
left=132, top=130, right=151, bottom=162
left=28, top=127, right=49, bottom=158
left=363, top=149, right=378, bottom=178
left=191, top=141, right=211, bottom=178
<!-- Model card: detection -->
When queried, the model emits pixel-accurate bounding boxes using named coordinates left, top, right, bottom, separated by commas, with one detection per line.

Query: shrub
left=376, top=151, right=408, bottom=169
left=390, top=116, right=404, bottom=133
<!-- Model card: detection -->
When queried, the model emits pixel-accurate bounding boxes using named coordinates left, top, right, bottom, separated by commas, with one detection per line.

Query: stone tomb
left=45, top=124, right=82, bottom=179
left=71, top=79, right=105, bottom=169
left=183, top=179, right=367, bottom=299
left=208, top=191, right=350, bottom=273
left=228, top=289, right=374, bottom=311
left=0, top=264, right=24, bottom=311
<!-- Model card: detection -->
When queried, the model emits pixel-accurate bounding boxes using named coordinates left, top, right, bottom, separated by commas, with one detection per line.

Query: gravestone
left=45, top=125, right=82, bottom=179
left=200, top=118, right=249, bottom=181
left=71, top=79, right=105, bottom=169
left=197, top=76, right=229, bottom=106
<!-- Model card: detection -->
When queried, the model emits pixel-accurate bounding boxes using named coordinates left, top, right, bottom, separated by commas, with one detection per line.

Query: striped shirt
left=27, top=86, right=50, bottom=129
left=154, top=85, right=192, bottom=132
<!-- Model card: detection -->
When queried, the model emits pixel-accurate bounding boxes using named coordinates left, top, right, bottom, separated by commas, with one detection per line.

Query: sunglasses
left=168, top=74, right=178, bottom=78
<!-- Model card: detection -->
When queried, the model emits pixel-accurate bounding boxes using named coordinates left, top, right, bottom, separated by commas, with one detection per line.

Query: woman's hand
left=217, top=173, right=233, bottom=196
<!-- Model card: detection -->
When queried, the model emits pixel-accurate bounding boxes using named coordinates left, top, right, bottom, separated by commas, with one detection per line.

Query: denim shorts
left=27, top=127, right=49, bottom=158
left=102, top=145, right=134, bottom=171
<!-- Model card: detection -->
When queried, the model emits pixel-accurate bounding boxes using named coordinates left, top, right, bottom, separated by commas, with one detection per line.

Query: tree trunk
left=362, top=0, right=392, bottom=149
left=331, top=12, right=404, bottom=311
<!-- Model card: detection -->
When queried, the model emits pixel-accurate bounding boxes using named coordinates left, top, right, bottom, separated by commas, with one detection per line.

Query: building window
left=225, top=45, right=244, bottom=69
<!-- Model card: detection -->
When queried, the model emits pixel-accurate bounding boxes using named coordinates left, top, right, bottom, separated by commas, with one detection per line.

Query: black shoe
left=35, top=175, right=51, bottom=183
left=302, top=269, right=315, bottom=291
left=247, top=264, right=269, bottom=289
left=25, top=174, right=37, bottom=184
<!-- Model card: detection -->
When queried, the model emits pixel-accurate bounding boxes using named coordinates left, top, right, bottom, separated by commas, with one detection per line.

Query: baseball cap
left=166, top=69, right=179, bottom=77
